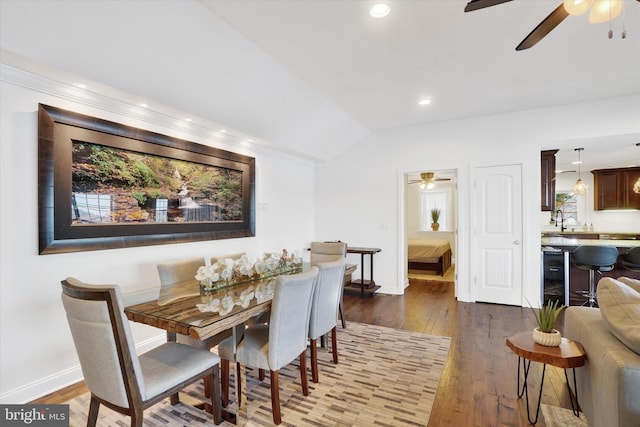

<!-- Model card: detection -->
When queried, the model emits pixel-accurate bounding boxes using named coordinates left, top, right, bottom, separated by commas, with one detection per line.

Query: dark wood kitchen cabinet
left=541, top=149, right=558, bottom=211
left=592, top=167, right=640, bottom=210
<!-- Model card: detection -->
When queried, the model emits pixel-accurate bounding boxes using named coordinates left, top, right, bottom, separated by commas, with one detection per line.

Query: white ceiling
left=1, top=0, right=639, bottom=169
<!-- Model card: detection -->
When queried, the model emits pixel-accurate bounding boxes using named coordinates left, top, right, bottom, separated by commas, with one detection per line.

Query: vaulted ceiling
left=1, top=0, right=639, bottom=169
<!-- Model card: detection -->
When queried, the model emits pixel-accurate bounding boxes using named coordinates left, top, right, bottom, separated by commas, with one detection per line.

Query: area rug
left=541, top=404, right=589, bottom=427
left=408, top=264, right=455, bottom=283
left=67, top=322, right=451, bottom=426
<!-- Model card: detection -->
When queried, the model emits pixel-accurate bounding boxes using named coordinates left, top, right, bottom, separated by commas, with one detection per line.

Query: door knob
left=514, top=240, right=521, bottom=245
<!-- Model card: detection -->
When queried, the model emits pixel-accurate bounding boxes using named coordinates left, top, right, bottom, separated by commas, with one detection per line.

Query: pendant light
left=573, top=148, right=588, bottom=195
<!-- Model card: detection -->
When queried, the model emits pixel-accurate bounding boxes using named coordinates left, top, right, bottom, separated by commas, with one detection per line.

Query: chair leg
left=209, top=366, right=222, bottom=425
left=300, top=350, right=309, bottom=396
left=131, top=406, right=144, bottom=427
left=331, top=326, right=338, bottom=364
left=270, top=370, right=282, bottom=425
left=221, top=359, right=229, bottom=407
left=339, top=300, right=346, bottom=328
left=310, top=338, right=319, bottom=383
left=236, top=362, right=242, bottom=406
left=87, top=395, right=100, bottom=427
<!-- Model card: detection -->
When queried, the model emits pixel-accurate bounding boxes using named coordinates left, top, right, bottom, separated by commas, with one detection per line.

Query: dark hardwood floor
left=34, top=278, right=574, bottom=426
left=343, top=278, right=573, bottom=427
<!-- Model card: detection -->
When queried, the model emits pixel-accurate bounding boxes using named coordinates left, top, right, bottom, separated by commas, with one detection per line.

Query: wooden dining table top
left=125, top=272, right=292, bottom=341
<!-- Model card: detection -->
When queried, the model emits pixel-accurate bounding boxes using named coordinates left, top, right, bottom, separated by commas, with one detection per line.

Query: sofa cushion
left=597, top=277, right=640, bottom=354
left=618, top=276, right=640, bottom=293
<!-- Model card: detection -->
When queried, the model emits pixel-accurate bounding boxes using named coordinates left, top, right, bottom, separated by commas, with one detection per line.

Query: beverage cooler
left=541, top=249, right=569, bottom=306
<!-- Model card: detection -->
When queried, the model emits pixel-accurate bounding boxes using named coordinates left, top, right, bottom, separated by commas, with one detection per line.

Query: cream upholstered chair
left=309, top=241, right=354, bottom=328
left=308, top=258, right=347, bottom=383
left=61, top=277, right=222, bottom=426
left=157, top=257, right=233, bottom=349
left=217, top=267, right=319, bottom=425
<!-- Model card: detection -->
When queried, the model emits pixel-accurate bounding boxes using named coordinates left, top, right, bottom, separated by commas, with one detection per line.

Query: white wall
left=0, top=71, right=316, bottom=403
left=315, top=94, right=640, bottom=303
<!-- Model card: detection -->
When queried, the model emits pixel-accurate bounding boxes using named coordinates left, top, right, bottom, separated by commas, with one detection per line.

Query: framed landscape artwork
left=38, top=104, right=255, bottom=254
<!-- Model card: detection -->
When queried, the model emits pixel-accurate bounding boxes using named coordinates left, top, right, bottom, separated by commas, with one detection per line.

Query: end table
left=505, top=331, right=586, bottom=425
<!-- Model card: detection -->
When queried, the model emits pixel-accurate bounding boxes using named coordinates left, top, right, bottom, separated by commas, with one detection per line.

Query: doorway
left=402, top=168, right=458, bottom=295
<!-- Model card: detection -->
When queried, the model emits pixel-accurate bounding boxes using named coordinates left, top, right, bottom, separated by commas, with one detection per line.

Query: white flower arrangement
left=196, top=249, right=303, bottom=294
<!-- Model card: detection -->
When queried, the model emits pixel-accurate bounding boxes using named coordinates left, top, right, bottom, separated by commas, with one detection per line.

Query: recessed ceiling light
left=184, top=118, right=192, bottom=122
left=72, top=82, right=87, bottom=89
left=418, top=98, right=432, bottom=106
left=139, top=103, right=149, bottom=108
left=370, top=2, right=390, bottom=18
left=220, top=129, right=227, bottom=133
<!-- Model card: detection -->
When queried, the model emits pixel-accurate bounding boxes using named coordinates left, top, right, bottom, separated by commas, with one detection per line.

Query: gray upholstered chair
left=61, top=277, right=222, bottom=426
left=309, top=241, right=354, bottom=328
left=572, top=245, right=619, bottom=307
left=157, top=257, right=233, bottom=349
left=308, top=258, right=347, bottom=383
left=217, top=267, right=319, bottom=425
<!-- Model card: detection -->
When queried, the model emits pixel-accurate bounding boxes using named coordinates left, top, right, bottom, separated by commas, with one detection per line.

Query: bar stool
left=621, top=247, right=640, bottom=272
left=572, top=245, right=619, bottom=307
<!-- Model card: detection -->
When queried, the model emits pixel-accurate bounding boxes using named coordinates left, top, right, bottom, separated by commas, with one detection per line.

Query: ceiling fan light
left=564, top=0, right=595, bottom=16
left=589, top=0, right=622, bottom=23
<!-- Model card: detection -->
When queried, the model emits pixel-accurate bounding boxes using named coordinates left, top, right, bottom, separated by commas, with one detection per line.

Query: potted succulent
left=430, top=208, right=441, bottom=231
left=530, top=299, right=565, bottom=347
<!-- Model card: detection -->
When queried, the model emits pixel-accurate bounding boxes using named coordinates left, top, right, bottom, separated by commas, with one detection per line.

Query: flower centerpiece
left=195, top=258, right=234, bottom=293
left=530, top=299, right=565, bottom=347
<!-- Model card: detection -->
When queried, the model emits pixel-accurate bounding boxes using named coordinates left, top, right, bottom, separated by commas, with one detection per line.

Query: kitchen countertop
left=541, top=237, right=640, bottom=248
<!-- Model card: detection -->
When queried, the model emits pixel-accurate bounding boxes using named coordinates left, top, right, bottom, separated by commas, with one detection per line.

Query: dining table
left=124, top=265, right=305, bottom=425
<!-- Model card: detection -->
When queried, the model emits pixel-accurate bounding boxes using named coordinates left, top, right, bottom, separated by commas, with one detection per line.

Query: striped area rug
left=67, top=322, right=451, bottom=426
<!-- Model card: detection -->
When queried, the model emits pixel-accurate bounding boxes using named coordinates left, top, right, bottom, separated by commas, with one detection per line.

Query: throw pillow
left=618, top=276, right=640, bottom=293
left=597, top=277, right=640, bottom=354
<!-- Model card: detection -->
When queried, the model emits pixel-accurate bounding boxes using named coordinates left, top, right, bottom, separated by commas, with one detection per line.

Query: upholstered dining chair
left=308, top=258, right=347, bottom=383
left=61, top=277, right=222, bottom=426
left=157, top=257, right=233, bottom=349
left=309, top=241, right=354, bottom=328
left=217, top=267, right=319, bottom=425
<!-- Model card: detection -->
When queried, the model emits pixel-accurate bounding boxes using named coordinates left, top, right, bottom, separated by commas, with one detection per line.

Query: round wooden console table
left=505, top=331, right=586, bottom=424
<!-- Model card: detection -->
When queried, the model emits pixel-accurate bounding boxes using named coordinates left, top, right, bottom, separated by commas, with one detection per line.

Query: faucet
left=555, top=210, right=566, bottom=232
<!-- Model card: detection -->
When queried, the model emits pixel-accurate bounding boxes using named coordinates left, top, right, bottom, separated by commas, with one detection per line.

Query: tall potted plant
left=530, top=299, right=565, bottom=346
left=430, top=208, right=441, bottom=231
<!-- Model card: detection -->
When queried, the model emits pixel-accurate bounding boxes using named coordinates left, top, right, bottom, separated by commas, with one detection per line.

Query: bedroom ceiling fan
left=408, top=172, right=451, bottom=189
left=464, top=0, right=638, bottom=51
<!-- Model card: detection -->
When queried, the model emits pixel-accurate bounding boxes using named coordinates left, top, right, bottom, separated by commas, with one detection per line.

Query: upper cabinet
left=592, top=167, right=640, bottom=210
left=541, top=150, right=558, bottom=211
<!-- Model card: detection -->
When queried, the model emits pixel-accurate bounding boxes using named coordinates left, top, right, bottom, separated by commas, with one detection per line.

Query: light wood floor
left=34, top=278, right=573, bottom=426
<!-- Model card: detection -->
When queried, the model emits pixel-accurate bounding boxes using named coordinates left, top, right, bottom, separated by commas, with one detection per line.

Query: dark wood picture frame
left=38, top=104, right=255, bottom=255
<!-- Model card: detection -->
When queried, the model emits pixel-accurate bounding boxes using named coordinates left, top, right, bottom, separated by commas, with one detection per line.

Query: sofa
left=564, top=277, right=640, bottom=427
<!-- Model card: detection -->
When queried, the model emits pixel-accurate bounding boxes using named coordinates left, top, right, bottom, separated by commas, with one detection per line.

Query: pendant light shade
left=573, top=148, right=588, bottom=196
left=564, top=0, right=595, bottom=15
left=574, top=178, right=588, bottom=195
left=589, top=0, right=622, bottom=24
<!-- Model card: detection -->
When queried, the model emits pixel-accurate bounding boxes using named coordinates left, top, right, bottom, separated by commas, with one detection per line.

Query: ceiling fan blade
left=516, top=3, right=569, bottom=51
left=464, top=0, right=513, bottom=12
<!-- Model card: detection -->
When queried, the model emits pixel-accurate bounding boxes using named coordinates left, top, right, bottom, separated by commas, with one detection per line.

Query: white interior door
left=473, top=164, right=523, bottom=305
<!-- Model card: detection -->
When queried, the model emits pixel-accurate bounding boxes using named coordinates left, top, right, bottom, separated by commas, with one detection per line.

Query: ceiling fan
left=464, top=0, right=639, bottom=51
left=408, top=172, right=451, bottom=189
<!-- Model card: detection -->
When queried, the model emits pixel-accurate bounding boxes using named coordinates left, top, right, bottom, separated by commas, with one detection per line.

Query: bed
left=408, top=238, right=452, bottom=276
